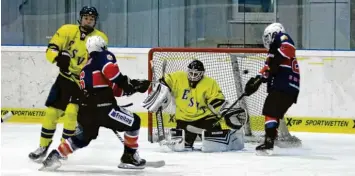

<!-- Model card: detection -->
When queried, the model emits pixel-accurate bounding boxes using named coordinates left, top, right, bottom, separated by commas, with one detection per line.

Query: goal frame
left=147, top=47, right=268, bottom=142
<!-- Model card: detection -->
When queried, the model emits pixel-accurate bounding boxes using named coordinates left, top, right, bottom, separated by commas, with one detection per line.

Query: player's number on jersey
left=291, top=59, right=299, bottom=74
left=79, top=71, right=85, bottom=89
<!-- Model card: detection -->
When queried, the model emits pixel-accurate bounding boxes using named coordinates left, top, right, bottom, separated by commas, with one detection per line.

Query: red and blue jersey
left=79, top=50, right=124, bottom=97
left=262, top=32, right=300, bottom=96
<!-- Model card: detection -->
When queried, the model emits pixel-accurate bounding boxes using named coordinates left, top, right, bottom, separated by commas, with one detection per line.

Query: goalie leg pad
left=142, top=83, right=171, bottom=112
left=202, top=129, right=244, bottom=152
left=161, top=128, right=187, bottom=152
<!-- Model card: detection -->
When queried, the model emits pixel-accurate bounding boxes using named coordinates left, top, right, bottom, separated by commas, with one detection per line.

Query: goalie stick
left=212, top=74, right=264, bottom=127
left=152, top=59, right=167, bottom=142
left=111, top=130, right=165, bottom=168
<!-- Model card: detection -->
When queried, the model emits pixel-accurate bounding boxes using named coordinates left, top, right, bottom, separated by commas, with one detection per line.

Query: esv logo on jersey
left=181, top=89, right=200, bottom=107
left=108, top=109, right=134, bottom=126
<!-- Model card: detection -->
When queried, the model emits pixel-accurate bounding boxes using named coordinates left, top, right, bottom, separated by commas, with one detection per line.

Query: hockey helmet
left=263, top=22, right=286, bottom=50
left=78, top=6, right=99, bottom=33
left=86, top=36, right=107, bottom=54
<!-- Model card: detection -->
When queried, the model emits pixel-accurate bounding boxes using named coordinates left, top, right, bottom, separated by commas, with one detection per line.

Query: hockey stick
left=1, top=111, right=14, bottom=123
left=120, top=103, right=133, bottom=108
left=111, top=130, right=165, bottom=168
left=212, top=93, right=246, bottom=127
left=155, top=59, right=167, bottom=142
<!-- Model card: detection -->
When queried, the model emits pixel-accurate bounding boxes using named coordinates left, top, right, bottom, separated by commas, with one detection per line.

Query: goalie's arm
left=205, top=79, right=226, bottom=115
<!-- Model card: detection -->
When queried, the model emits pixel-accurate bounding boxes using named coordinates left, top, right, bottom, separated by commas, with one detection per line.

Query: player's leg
left=256, top=90, right=296, bottom=155
left=29, top=75, right=67, bottom=161
left=102, top=106, right=146, bottom=169
left=195, top=115, right=245, bottom=152
left=60, top=78, right=81, bottom=142
left=39, top=106, right=99, bottom=171
left=176, top=119, right=198, bottom=149
left=61, top=103, right=78, bottom=142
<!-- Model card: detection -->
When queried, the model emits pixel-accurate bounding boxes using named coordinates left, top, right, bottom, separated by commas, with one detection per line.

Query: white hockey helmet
left=262, top=23, right=286, bottom=50
left=86, top=35, right=107, bottom=54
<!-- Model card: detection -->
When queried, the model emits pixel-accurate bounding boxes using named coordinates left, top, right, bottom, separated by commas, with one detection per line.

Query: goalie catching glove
left=220, top=101, right=247, bottom=130
left=142, top=82, right=171, bottom=112
left=222, top=107, right=247, bottom=130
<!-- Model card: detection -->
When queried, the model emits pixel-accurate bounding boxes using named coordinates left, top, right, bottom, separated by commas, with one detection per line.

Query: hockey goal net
left=147, top=47, right=301, bottom=147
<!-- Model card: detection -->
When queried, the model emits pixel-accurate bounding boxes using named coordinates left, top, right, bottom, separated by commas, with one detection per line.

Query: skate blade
left=38, top=160, right=62, bottom=171
left=255, top=149, right=273, bottom=156
left=118, top=163, right=145, bottom=170
left=38, top=163, right=62, bottom=171
left=29, top=156, right=45, bottom=163
left=146, top=160, right=165, bottom=168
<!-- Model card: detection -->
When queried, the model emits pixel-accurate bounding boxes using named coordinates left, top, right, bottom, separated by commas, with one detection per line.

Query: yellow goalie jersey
left=46, top=24, right=108, bottom=79
left=163, top=71, right=225, bottom=122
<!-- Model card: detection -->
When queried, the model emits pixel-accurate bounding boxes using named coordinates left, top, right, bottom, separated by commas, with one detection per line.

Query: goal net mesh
left=148, top=48, right=301, bottom=147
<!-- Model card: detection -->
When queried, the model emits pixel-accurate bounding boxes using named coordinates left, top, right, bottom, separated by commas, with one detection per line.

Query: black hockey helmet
left=78, top=6, right=99, bottom=33
left=187, top=60, right=205, bottom=87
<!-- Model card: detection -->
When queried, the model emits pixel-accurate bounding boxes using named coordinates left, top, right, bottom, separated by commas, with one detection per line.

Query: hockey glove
left=55, top=51, right=71, bottom=73
left=131, top=79, right=151, bottom=93
left=223, top=107, right=247, bottom=130
left=244, top=75, right=263, bottom=96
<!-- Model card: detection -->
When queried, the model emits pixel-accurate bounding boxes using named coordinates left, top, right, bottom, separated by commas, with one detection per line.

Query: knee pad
left=64, top=103, right=79, bottom=122
left=43, top=107, right=63, bottom=127
left=63, top=103, right=79, bottom=129
left=61, top=103, right=79, bottom=140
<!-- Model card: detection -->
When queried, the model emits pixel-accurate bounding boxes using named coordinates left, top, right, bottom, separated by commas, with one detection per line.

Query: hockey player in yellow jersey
left=29, top=6, right=108, bottom=162
left=143, top=60, right=245, bottom=152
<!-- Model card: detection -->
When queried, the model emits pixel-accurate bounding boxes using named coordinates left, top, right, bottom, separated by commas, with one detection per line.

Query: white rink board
left=2, top=46, right=355, bottom=118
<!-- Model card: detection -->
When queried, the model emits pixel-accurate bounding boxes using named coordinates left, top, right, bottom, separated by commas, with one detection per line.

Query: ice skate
left=28, top=142, right=52, bottom=162
left=118, top=151, right=146, bottom=169
left=255, top=137, right=274, bottom=156
left=38, top=150, right=62, bottom=171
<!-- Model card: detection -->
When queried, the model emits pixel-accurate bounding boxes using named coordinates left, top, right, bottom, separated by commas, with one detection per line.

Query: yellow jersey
left=163, top=71, right=225, bottom=122
left=46, top=24, right=108, bottom=80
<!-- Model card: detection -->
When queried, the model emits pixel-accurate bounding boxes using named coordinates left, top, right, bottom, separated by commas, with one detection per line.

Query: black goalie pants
left=176, top=115, right=222, bottom=147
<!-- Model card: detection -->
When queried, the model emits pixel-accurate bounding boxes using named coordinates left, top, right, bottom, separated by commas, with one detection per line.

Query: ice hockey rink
left=1, top=123, right=355, bottom=176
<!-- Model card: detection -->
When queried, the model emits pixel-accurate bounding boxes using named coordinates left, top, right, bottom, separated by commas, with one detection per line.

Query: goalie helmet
left=86, top=36, right=107, bottom=54
left=187, top=60, right=205, bottom=88
left=78, top=6, right=99, bottom=33
left=262, top=22, right=286, bottom=50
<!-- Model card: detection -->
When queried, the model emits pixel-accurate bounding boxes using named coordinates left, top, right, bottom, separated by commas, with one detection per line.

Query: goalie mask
left=187, top=60, right=205, bottom=88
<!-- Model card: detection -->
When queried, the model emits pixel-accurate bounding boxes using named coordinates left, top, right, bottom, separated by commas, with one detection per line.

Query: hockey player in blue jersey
left=39, top=36, right=152, bottom=170
left=244, top=23, right=300, bottom=155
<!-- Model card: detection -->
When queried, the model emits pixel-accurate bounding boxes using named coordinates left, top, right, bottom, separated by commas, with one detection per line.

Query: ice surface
left=1, top=124, right=355, bottom=176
